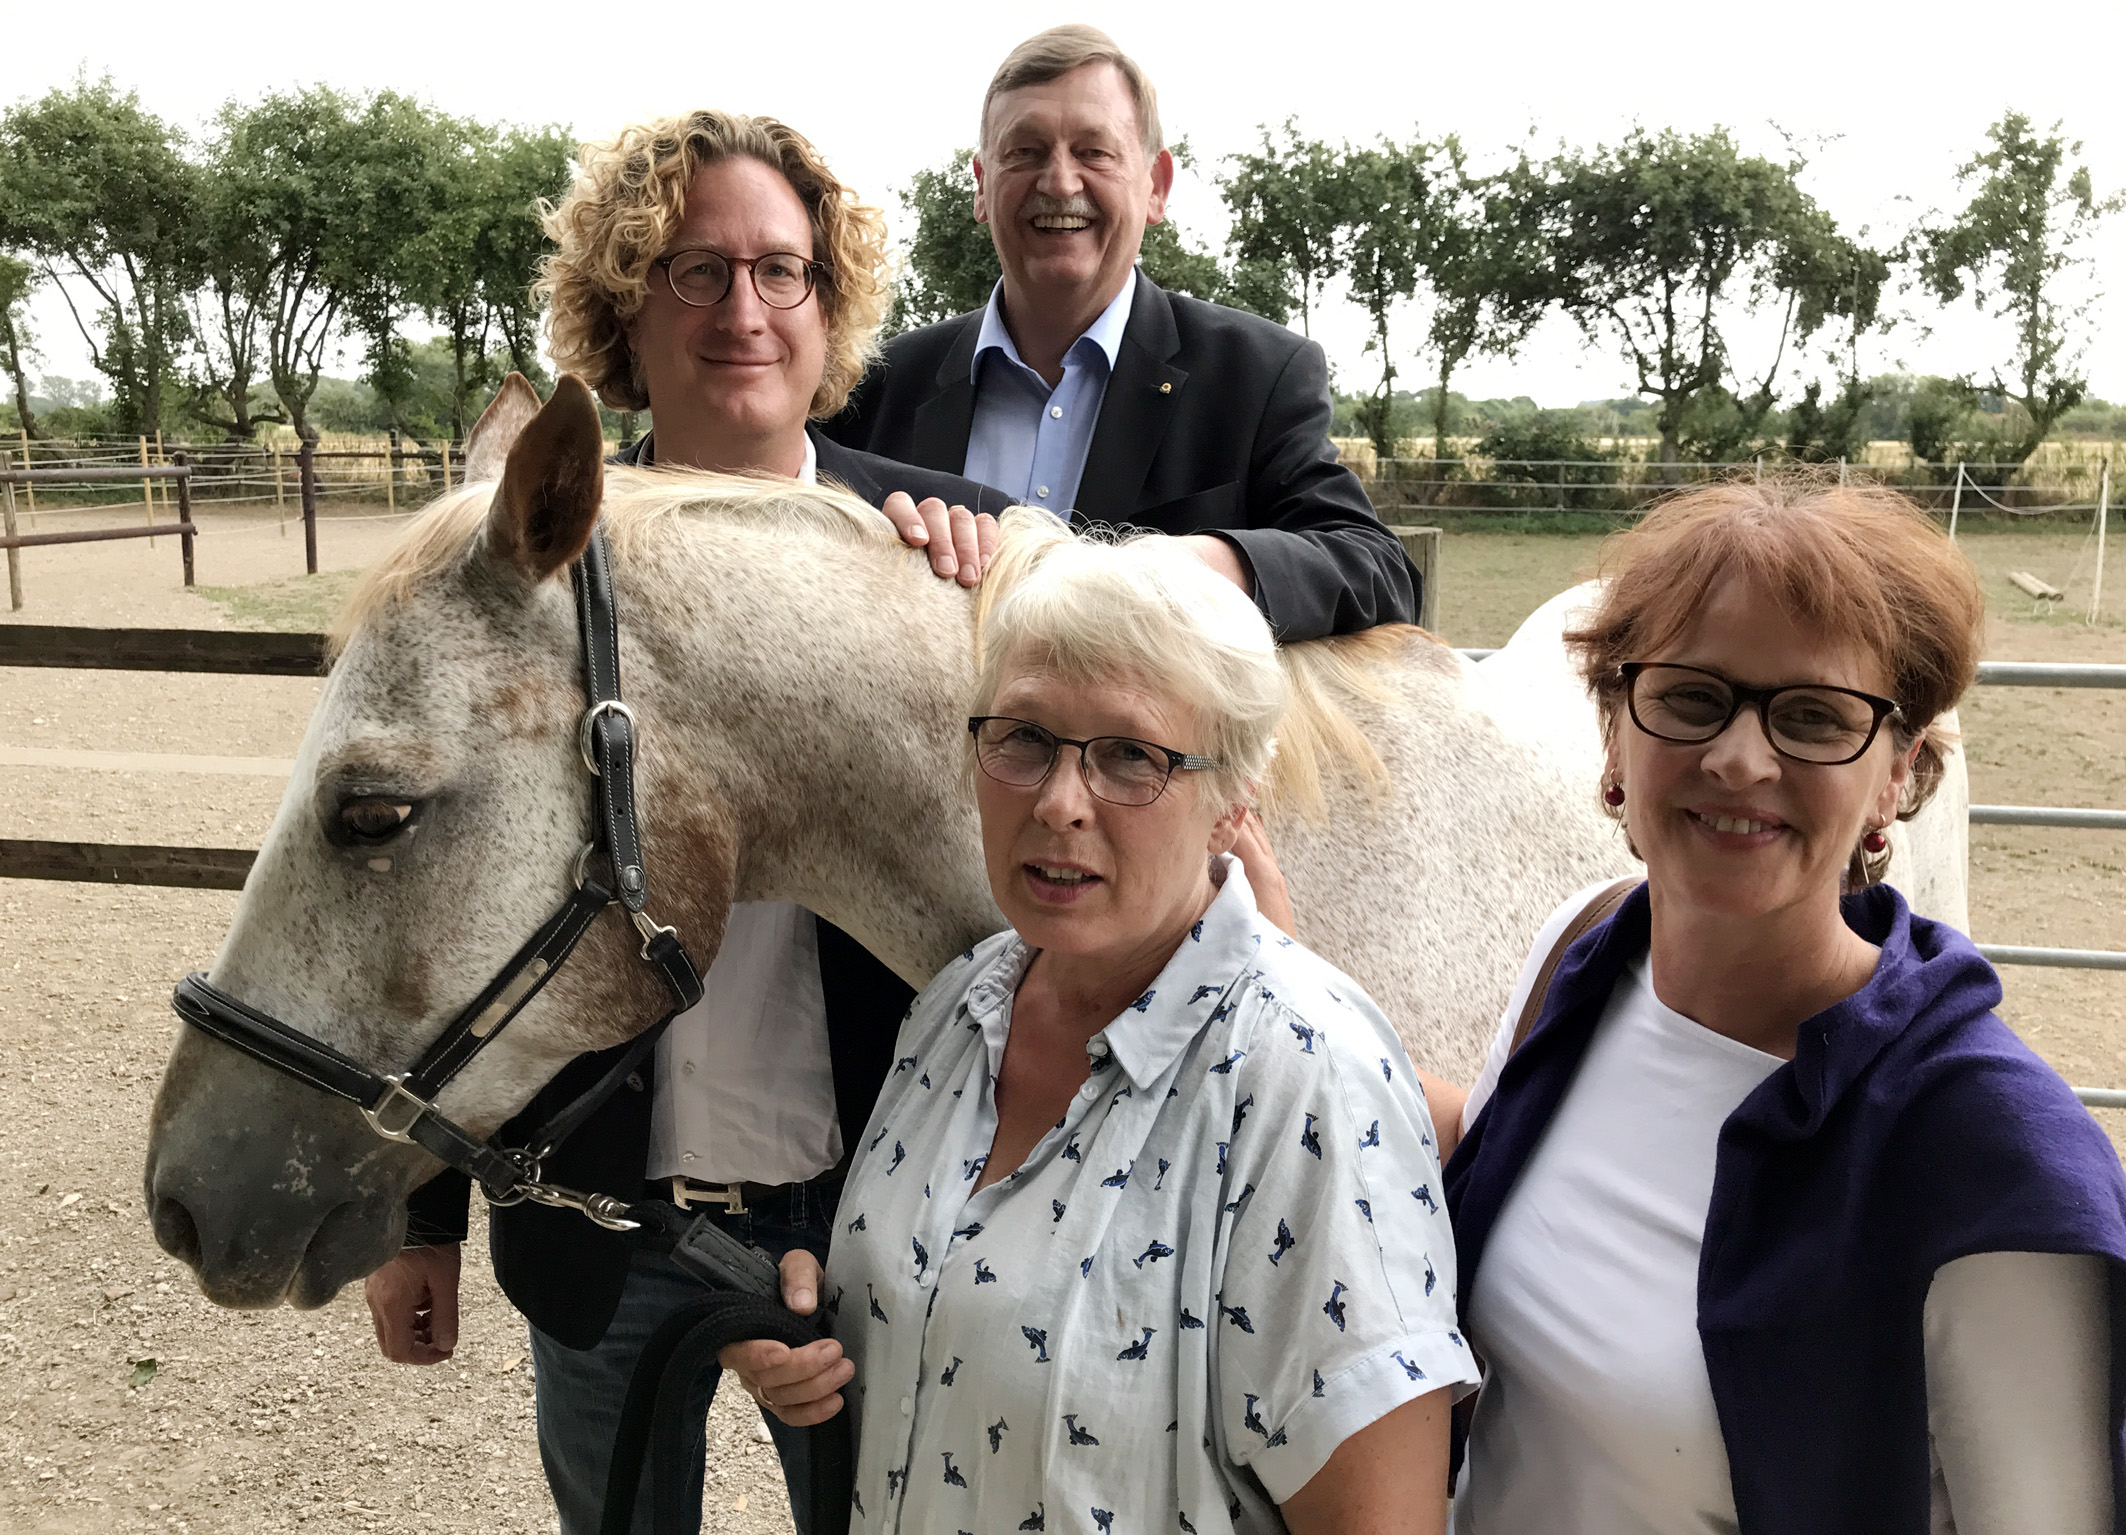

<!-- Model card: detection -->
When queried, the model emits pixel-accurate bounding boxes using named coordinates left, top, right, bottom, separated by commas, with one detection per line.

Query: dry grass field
left=0, top=497, right=2118, bottom=1534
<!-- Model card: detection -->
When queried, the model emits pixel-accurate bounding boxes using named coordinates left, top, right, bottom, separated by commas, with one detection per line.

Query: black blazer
left=404, top=428, right=1010, bottom=1348
left=825, top=271, right=1419, bottom=641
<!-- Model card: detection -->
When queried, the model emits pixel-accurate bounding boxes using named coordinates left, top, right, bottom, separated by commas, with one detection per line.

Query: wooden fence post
left=174, top=452, right=195, bottom=587
left=386, top=428, right=399, bottom=513
left=442, top=441, right=452, bottom=492
left=2, top=451, right=22, bottom=611
left=139, top=435, right=156, bottom=544
left=1948, top=462, right=1964, bottom=541
left=273, top=447, right=286, bottom=534
left=299, top=437, right=318, bottom=576
left=17, top=427, right=33, bottom=524
left=2092, top=461, right=2110, bottom=626
left=1394, top=525, right=1442, bottom=634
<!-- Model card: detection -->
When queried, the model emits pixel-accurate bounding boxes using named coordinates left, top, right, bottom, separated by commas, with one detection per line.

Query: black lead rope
left=599, top=1209, right=854, bottom=1535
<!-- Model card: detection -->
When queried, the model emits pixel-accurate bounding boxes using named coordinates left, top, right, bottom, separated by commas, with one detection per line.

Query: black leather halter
left=170, top=527, right=707, bottom=1230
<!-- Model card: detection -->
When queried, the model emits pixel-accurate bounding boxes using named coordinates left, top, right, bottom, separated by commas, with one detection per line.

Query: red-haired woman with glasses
left=1444, top=475, right=2126, bottom=1533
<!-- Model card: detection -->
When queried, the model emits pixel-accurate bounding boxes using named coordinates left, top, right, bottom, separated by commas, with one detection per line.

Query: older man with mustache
left=827, top=25, right=1419, bottom=643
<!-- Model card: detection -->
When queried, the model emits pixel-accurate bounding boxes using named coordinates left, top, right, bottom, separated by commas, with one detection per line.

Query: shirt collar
left=797, top=429, right=818, bottom=486
left=970, top=272, right=1138, bottom=385
left=962, top=853, right=1272, bottom=1088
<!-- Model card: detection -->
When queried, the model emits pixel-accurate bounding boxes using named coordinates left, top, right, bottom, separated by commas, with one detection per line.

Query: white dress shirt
left=646, top=431, right=841, bottom=1187
left=828, top=858, right=1477, bottom=1535
left=963, top=276, right=1135, bottom=518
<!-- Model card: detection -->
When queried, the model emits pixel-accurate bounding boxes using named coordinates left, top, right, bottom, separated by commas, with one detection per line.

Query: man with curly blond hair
left=367, top=108, right=1009, bottom=1535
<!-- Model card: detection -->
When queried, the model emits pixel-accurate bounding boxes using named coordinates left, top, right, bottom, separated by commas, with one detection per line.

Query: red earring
left=1603, top=782, right=1625, bottom=807
left=1862, top=826, right=1888, bottom=853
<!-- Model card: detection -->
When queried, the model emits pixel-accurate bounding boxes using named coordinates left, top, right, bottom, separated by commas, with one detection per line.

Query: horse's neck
left=622, top=522, right=1002, bottom=986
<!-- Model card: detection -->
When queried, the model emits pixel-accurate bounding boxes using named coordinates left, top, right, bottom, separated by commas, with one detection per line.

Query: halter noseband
left=170, top=526, right=705, bottom=1231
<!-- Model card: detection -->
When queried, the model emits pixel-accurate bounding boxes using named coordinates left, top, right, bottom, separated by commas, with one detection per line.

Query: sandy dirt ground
left=0, top=498, right=2119, bottom=1533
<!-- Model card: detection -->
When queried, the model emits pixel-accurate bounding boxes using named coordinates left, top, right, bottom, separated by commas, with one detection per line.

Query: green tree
left=1335, top=138, right=1435, bottom=464
left=0, top=78, right=196, bottom=434
left=1220, top=121, right=1344, bottom=334
left=1546, top=127, right=1853, bottom=474
left=1415, top=145, right=1562, bottom=465
left=0, top=254, right=42, bottom=437
left=1915, top=112, right=2121, bottom=466
left=184, top=151, right=283, bottom=441
left=476, top=126, right=570, bottom=388
left=886, top=150, right=999, bottom=333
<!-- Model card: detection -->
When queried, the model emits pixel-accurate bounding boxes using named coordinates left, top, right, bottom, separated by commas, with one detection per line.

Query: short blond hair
left=971, top=512, right=1284, bottom=806
left=537, top=110, right=888, bottom=417
left=980, top=25, right=1163, bottom=159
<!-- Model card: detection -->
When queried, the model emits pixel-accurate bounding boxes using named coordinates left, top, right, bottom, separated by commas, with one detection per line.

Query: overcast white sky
left=11, top=0, right=2125, bottom=410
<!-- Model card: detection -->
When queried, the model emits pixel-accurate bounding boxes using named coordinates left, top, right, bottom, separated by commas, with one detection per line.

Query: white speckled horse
left=143, top=379, right=1964, bottom=1309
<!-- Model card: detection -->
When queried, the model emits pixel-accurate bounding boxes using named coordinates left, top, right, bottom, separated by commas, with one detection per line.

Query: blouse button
left=1078, top=1081, right=1098, bottom=1101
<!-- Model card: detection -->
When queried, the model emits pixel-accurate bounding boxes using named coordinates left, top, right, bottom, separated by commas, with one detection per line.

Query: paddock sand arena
left=1, top=499, right=2120, bottom=1533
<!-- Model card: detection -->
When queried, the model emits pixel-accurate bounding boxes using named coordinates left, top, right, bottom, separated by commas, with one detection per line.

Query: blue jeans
left=527, top=1182, right=833, bottom=1535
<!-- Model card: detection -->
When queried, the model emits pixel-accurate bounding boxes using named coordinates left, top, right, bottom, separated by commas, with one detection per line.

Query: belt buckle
left=670, top=1176, right=746, bottom=1216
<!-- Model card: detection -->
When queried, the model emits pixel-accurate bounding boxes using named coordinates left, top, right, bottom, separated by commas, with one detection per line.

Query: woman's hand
left=717, top=1250, right=855, bottom=1426
left=1232, top=810, right=1296, bottom=937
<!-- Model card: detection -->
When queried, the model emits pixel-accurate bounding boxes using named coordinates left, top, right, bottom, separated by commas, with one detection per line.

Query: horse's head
left=144, top=376, right=732, bottom=1308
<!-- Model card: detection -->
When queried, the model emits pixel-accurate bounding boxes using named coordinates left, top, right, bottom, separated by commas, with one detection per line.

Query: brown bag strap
left=1506, top=878, right=1639, bottom=1058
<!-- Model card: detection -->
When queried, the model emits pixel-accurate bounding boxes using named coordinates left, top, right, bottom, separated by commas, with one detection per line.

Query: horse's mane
left=333, top=465, right=895, bottom=649
left=336, top=472, right=1406, bottom=820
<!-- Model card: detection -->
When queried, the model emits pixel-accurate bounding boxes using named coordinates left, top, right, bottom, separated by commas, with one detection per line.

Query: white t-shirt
left=647, top=433, right=842, bottom=1186
left=1455, top=884, right=2113, bottom=1535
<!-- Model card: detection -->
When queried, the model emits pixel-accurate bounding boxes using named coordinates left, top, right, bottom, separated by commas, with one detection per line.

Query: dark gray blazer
left=825, top=271, right=1419, bottom=641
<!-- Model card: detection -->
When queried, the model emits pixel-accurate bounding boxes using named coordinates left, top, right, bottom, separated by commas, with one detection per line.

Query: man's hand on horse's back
left=364, top=1244, right=461, bottom=1365
left=881, top=492, right=999, bottom=586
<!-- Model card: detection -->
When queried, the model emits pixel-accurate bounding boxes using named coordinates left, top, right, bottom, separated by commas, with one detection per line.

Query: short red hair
left=1564, top=471, right=1985, bottom=881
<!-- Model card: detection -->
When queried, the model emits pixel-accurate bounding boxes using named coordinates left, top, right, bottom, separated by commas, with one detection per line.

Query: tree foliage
left=1915, top=112, right=2121, bottom=465
left=0, top=78, right=196, bottom=434
left=0, top=252, right=41, bottom=436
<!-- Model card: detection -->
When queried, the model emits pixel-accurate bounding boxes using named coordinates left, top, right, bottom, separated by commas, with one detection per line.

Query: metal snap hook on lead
left=577, top=699, right=637, bottom=776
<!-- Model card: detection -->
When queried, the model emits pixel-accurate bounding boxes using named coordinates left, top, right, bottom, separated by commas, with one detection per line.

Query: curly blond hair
left=537, top=110, right=888, bottom=417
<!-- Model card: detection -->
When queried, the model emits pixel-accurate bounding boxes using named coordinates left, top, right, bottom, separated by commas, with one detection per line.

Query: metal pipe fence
left=1360, top=455, right=2112, bottom=518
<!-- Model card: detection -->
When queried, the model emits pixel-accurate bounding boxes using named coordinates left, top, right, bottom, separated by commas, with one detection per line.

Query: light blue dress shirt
left=963, top=276, right=1137, bottom=519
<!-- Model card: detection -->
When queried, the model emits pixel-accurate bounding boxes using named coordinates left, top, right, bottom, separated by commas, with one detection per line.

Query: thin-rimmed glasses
left=1621, top=662, right=1902, bottom=766
left=968, top=716, right=1223, bottom=807
left=652, top=248, right=825, bottom=309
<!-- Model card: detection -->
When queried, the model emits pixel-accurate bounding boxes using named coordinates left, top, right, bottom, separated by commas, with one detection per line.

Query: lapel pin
left=1159, top=382, right=1173, bottom=394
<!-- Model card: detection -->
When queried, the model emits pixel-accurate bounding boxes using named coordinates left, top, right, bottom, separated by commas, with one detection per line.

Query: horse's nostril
left=150, top=1193, right=203, bottom=1269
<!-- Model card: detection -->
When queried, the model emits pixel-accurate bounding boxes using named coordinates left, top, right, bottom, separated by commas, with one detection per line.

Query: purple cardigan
left=1445, top=881, right=2126, bottom=1533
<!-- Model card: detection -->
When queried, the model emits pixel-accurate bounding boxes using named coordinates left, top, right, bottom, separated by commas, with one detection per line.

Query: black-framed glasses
left=652, top=248, right=826, bottom=310
left=968, top=717, right=1223, bottom=807
left=1621, top=662, right=1902, bottom=766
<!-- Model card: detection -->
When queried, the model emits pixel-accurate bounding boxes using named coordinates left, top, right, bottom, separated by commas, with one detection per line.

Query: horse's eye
left=339, top=798, right=415, bottom=843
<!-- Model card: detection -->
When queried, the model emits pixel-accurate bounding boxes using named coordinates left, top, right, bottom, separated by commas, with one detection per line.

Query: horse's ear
left=462, top=373, right=545, bottom=484
left=487, top=375, right=604, bottom=582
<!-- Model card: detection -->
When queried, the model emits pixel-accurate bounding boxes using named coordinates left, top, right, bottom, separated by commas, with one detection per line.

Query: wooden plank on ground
left=0, top=838, right=255, bottom=890
left=0, top=625, right=329, bottom=676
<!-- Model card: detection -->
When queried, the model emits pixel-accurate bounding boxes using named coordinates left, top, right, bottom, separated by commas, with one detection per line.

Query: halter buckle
left=577, top=699, right=637, bottom=777
left=362, top=1075, right=433, bottom=1144
left=631, top=908, right=679, bottom=960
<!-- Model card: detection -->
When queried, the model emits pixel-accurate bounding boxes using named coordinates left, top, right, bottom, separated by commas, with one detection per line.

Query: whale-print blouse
left=826, top=858, right=1477, bottom=1535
